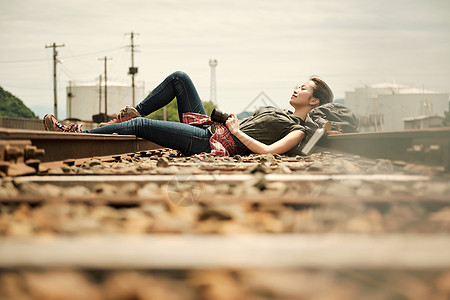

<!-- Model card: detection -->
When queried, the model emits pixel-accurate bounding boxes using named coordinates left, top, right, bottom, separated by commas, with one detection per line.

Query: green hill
left=0, top=86, right=38, bottom=119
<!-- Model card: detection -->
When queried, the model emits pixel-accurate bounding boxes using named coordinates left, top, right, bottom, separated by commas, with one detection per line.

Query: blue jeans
left=84, top=71, right=212, bottom=155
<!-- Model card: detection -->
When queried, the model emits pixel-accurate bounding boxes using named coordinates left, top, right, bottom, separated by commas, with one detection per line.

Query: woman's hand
left=225, top=113, right=305, bottom=155
left=225, top=114, right=240, bottom=135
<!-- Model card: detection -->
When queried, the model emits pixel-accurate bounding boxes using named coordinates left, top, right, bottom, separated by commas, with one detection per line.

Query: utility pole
left=209, top=59, right=218, bottom=107
left=98, top=74, right=102, bottom=114
left=127, top=32, right=139, bottom=106
left=45, top=42, right=65, bottom=119
left=99, top=56, right=112, bottom=116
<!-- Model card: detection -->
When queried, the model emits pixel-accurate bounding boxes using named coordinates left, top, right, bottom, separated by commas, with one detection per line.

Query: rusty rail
left=320, top=127, right=450, bottom=171
left=2, top=234, right=450, bottom=269
left=0, top=128, right=161, bottom=162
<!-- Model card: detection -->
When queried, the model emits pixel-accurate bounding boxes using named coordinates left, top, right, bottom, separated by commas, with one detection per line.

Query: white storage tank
left=345, top=83, right=449, bottom=131
left=66, top=80, right=145, bottom=121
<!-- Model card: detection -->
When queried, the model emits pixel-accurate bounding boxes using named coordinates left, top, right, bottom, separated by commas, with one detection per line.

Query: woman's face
left=289, top=80, right=316, bottom=107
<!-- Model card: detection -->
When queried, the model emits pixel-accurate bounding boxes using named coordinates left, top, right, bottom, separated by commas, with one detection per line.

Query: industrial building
left=344, top=83, right=449, bottom=131
left=403, top=115, right=445, bottom=130
left=66, top=81, right=145, bottom=121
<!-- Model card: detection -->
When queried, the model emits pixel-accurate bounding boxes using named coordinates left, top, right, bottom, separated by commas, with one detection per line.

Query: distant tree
left=0, top=86, right=38, bottom=119
left=147, top=98, right=216, bottom=122
left=202, top=100, right=216, bottom=116
left=443, top=111, right=450, bottom=127
left=147, top=98, right=180, bottom=122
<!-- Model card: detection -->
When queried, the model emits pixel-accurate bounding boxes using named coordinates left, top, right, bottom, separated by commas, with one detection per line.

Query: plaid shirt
left=182, top=112, right=238, bottom=156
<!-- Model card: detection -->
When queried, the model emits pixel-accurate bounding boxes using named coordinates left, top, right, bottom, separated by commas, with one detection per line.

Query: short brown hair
left=310, top=76, right=333, bottom=105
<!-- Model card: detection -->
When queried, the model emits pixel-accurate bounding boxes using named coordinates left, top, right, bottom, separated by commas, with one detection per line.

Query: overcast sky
left=1, top=0, right=449, bottom=118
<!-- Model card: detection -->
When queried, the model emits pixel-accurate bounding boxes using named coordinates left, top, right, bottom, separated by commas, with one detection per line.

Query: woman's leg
left=136, top=71, right=206, bottom=120
left=85, top=117, right=211, bottom=156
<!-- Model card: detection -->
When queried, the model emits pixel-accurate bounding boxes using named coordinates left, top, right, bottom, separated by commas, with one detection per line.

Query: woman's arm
left=225, top=114, right=305, bottom=155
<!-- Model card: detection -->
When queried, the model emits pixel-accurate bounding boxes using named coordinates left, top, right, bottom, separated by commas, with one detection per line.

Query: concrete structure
left=66, top=81, right=145, bottom=121
left=209, top=59, right=218, bottom=107
left=344, top=83, right=449, bottom=131
left=403, top=115, right=444, bottom=130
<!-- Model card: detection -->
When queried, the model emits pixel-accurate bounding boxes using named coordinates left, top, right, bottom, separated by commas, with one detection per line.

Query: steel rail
left=0, top=128, right=162, bottom=162
left=319, top=127, right=450, bottom=171
left=15, top=173, right=432, bottom=184
left=1, top=234, right=450, bottom=269
left=1, top=194, right=449, bottom=206
left=8, top=173, right=448, bottom=205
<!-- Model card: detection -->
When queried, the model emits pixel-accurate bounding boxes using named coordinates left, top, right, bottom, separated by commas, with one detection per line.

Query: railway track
left=1, top=128, right=450, bottom=299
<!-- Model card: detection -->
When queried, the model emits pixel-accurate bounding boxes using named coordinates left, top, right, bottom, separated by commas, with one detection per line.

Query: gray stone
left=157, top=157, right=169, bottom=168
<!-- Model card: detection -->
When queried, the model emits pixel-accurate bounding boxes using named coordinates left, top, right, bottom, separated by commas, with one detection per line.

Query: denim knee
left=170, top=70, right=190, bottom=81
left=128, top=117, right=147, bottom=129
left=134, top=116, right=148, bottom=123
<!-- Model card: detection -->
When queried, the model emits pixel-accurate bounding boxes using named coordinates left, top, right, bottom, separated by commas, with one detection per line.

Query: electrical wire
left=0, top=46, right=126, bottom=64
left=109, top=47, right=129, bottom=82
left=61, top=46, right=126, bottom=61
left=0, top=58, right=48, bottom=64
left=1, top=84, right=50, bottom=91
left=59, top=64, right=77, bottom=80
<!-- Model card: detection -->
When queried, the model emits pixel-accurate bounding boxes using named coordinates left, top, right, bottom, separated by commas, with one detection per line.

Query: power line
left=109, top=46, right=128, bottom=82
left=59, top=64, right=77, bottom=80
left=61, top=46, right=125, bottom=60
left=0, top=46, right=125, bottom=64
left=0, top=58, right=48, bottom=64
left=0, top=84, right=50, bottom=90
left=62, top=47, right=102, bottom=71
